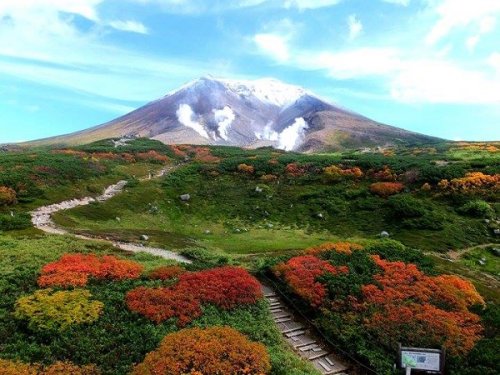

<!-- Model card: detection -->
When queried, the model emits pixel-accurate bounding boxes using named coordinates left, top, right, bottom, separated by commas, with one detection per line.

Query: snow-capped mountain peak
left=218, top=77, right=307, bottom=107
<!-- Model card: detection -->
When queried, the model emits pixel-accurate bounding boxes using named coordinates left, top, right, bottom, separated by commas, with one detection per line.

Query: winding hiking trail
left=30, top=167, right=191, bottom=264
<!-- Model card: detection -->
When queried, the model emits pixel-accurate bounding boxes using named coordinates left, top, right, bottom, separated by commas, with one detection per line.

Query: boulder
left=490, top=248, right=500, bottom=257
left=380, top=231, right=390, bottom=238
left=255, top=186, right=263, bottom=193
left=180, top=194, right=191, bottom=201
left=140, top=234, right=149, bottom=241
left=494, top=229, right=500, bottom=235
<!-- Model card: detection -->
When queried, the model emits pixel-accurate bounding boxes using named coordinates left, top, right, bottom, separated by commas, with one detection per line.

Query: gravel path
left=30, top=168, right=191, bottom=264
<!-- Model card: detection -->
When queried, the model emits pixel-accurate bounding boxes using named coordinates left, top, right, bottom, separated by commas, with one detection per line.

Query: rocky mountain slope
left=26, top=76, right=441, bottom=151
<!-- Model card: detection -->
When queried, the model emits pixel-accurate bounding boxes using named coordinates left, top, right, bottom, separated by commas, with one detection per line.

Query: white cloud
left=466, top=35, right=480, bottom=51
left=254, top=34, right=290, bottom=62
left=0, top=0, right=207, bottom=102
left=213, top=106, right=235, bottom=140
left=426, top=0, right=500, bottom=45
left=296, top=47, right=401, bottom=79
left=131, top=0, right=342, bottom=13
left=488, top=53, right=500, bottom=72
left=347, top=14, right=363, bottom=40
left=382, top=0, right=410, bottom=6
left=176, top=104, right=210, bottom=138
left=392, top=59, right=500, bottom=104
left=283, top=0, right=341, bottom=10
left=108, top=20, right=149, bottom=34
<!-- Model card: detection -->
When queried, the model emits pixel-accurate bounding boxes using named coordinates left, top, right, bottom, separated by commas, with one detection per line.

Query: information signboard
left=398, top=345, right=444, bottom=373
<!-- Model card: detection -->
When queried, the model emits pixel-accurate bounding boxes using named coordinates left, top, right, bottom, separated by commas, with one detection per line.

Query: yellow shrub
left=14, top=289, right=103, bottom=331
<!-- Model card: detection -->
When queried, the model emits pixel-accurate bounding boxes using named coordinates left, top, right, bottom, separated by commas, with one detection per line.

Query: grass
left=53, top=165, right=495, bottom=254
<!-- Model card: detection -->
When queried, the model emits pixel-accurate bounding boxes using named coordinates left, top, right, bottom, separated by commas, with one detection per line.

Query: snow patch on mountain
left=278, top=118, right=309, bottom=151
left=213, top=106, right=235, bottom=141
left=176, top=104, right=209, bottom=139
left=220, top=78, right=306, bottom=107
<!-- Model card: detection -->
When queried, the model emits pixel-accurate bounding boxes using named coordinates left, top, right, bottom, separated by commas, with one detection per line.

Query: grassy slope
left=54, top=166, right=494, bottom=254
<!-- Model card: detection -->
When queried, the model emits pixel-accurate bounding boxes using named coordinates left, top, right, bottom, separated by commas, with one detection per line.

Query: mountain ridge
left=23, top=76, right=442, bottom=151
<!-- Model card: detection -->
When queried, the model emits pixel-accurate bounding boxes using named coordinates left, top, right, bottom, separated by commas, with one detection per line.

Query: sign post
left=398, top=345, right=444, bottom=374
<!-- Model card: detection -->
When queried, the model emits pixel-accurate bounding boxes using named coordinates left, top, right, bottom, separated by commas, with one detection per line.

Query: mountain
left=26, top=76, right=441, bottom=151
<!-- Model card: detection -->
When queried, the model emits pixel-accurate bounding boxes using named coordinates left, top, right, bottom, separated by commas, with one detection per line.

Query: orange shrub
left=274, top=256, right=348, bottom=307
left=149, top=265, right=185, bottom=280
left=0, top=360, right=100, bottom=375
left=136, top=150, right=169, bottom=164
left=192, top=147, right=221, bottom=163
left=305, top=242, right=363, bottom=256
left=38, top=254, right=143, bottom=288
left=260, top=174, right=278, bottom=183
left=361, top=255, right=484, bottom=356
left=438, top=172, right=500, bottom=193
left=237, top=163, right=255, bottom=174
left=0, top=186, right=17, bottom=205
left=421, top=182, right=432, bottom=191
left=371, top=165, right=396, bottom=181
left=131, top=326, right=271, bottom=375
left=324, top=165, right=363, bottom=180
left=369, top=182, right=405, bottom=198
left=284, top=163, right=305, bottom=177
left=169, top=145, right=188, bottom=158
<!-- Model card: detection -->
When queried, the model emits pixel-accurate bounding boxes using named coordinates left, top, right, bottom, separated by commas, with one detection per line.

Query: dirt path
left=446, top=243, right=499, bottom=261
left=30, top=167, right=191, bottom=264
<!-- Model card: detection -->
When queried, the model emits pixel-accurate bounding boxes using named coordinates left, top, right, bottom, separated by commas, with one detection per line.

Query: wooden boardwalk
left=261, top=283, right=354, bottom=375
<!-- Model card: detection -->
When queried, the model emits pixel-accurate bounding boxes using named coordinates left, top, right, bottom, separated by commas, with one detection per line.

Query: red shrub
left=369, top=182, right=405, bottom=197
left=38, top=253, right=143, bottom=287
left=149, top=265, right=185, bottom=280
left=126, top=287, right=202, bottom=326
left=136, top=150, right=169, bottom=164
left=274, top=256, right=347, bottom=307
left=126, top=266, right=263, bottom=326
left=38, top=272, right=89, bottom=288
left=177, top=266, right=263, bottom=310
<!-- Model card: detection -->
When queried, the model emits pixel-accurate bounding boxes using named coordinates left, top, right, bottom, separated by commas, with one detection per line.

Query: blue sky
left=1, top=0, right=499, bottom=143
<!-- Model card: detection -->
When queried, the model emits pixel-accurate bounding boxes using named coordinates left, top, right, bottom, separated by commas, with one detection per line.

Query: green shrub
left=387, top=195, right=427, bottom=218
left=0, top=212, right=32, bottom=231
left=458, top=200, right=495, bottom=218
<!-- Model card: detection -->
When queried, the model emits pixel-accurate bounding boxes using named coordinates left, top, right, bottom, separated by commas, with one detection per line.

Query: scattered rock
left=494, top=229, right=500, bottom=235
left=380, top=231, right=390, bottom=238
left=484, top=219, right=490, bottom=224
left=180, top=194, right=191, bottom=201
left=264, top=210, right=270, bottom=216
left=140, top=234, right=149, bottom=241
left=204, top=230, right=211, bottom=235
left=490, top=248, right=500, bottom=257
left=116, top=217, right=121, bottom=222
left=317, top=213, right=324, bottom=219
left=266, top=223, right=274, bottom=229
left=255, top=186, right=263, bottom=193
left=478, top=259, right=486, bottom=266
left=234, top=228, right=241, bottom=233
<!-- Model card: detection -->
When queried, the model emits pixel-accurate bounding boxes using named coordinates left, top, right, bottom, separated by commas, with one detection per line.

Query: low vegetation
left=0, top=139, right=498, bottom=374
